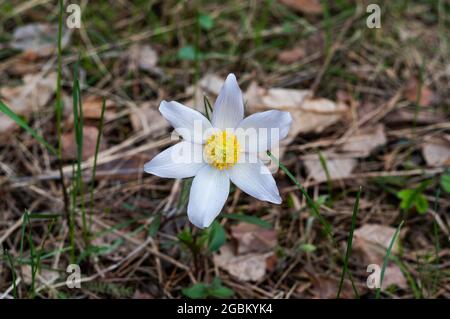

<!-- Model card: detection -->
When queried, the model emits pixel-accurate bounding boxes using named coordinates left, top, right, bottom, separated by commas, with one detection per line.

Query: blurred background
left=0, top=0, right=449, bottom=299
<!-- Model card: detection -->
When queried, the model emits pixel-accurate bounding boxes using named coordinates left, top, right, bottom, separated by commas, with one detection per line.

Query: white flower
left=144, top=74, right=292, bottom=228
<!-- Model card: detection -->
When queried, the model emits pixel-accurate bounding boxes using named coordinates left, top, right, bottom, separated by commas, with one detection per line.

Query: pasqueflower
left=144, top=74, right=291, bottom=228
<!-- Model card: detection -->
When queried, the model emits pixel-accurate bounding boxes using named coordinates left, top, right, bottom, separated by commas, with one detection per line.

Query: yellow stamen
left=204, top=131, right=240, bottom=170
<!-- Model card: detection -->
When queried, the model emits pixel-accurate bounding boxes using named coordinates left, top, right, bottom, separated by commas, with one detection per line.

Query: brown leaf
left=340, top=124, right=387, bottom=157
left=308, top=274, right=355, bottom=299
left=10, top=23, right=71, bottom=57
left=230, top=223, right=277, bottom=255
left=278, top=0, right=322, bottom=15
left=351, top=224, right=407, bottom=290
left=278, top=47, right=305, bottom=64
left=81, top=96, right=115, bottom=120
left=62, top=126, right=105, bottom=160
left=0, top=72, right=56, bottom=134
left=404, top=77, right=435, bottom=107
left=303, top=152, right=357, bottom=183
left=213, top=245, right=274, bottom=282
left=244, top=83, right=348, bottom=158
left=421, top=136, right=450, bottom=167
left=129, top=101, right=169, bottom=133
left=127, top=44, right=159, bottom=73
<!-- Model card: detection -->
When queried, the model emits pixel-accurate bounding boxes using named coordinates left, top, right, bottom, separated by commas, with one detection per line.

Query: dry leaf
left=81, top=96, right=115, bottom=120
left=129, top=101, right=169, bottom=133
left=10, top=23, right=70, bottom=57
left=352, top=224, right=407, bottom=290
left=278, top=47, right=305, bottom=64
left=421, top=136, right=450, bottom=167
left=62, top=126, right=105, bottom=160
left=0, top=72, right=56, bottom=134
left=230, top=223, right=277, bottom=255
left=340, top=124, right=387, bottom=157
left=245, top=82, right=348, bottom=158
left=213, top=245, right=274, bottom=282
left=127, top=44, right=159, bottom=73
left=404, top=77, right=435, bottom=107
left=308, top=274, right=355, bottom=299
left=303, top=152, right=357, bottom=183
left=279, top=0, right=322, bottom=15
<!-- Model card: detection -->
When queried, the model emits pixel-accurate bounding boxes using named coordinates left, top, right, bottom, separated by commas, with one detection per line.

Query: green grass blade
left=337, top=186, right=361, bottom=298
left=4, top=250, right=17, bottom=299
left=89, top=97, right=106, bottom=232
left=318, top=151, right=333, bottom=202
left=376, top=220, right=405, bottom=299
left=0, top=99, right=56, bottom=155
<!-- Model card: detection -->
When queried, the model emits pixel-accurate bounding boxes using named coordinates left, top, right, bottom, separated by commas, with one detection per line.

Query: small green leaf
left=178, top=229, right=194, bottom=246
left=222, top=213, right=272, bottom=229
left=440, top=173, right=450, bottom=193
left=177, top=45, right=200, bottom=61
left=208, top=277, right=234, bottom=298
left=209, top=286, right=234, bottom=298
left=299, top=243, right=317, bottom=253
left=397, top=189, right=415, bottom=210
left=415, top=194, right=429, bottom=214
left=208, top=221, right=226, bottom=252
left=198, top=13, right=214, bottom=30
left=182, top=283, right=208, bottom=299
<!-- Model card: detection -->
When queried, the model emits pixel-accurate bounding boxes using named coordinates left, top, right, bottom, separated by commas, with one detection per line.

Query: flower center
left=204, top=131, right=240, bottom=170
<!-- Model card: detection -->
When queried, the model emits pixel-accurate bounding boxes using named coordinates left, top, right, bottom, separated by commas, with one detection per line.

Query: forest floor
left=0, top=0, right=449, bottom=299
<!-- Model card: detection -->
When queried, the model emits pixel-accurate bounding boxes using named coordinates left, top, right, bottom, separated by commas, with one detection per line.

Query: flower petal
left=144, top=141, right=205, bottom=178
left=159, top=100, right=212, bottom=144
left=187, top=166, right=230, bottom=228
left=211, top=74, right=244, bottom=129
left=229, top=161, right=281, bottom=204
left=236, top=110, right=292, bottom=153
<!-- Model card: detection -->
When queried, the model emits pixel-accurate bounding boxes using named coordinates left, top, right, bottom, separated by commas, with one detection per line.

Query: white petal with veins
left=187, top=166, right=230, bottom=228
left=211, top=74, right=244, bottom=130
left=144, top=141, right=205, bottom=178
left=159, top=100, right=212, bottom=144
left=236, top=110, right=292, bottom=153
left=229, top=161, right=281, bottom=204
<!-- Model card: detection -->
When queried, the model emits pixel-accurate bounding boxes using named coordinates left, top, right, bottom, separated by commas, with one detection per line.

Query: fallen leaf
left=62, top=126, right=105, bottom=160
left=81, top=96, right=115, bottom=120
left=303, top=152, right=357, bottom=183
left=245, top=82, right=348, bottom=158
left=278, top=0, right=322, bottom=15
left=10, top=23, right=70, bottom=57
left=278, top=47, right=305, bottom=64
left=421, top=136, right=450, bottom=167
left=352, top=224, right=407, bottom=290
left=129, top=101, right=169, bottom=134
left=381, top=266, right=408, bottom=290
left=0, top=72, right=56, bottom=134
left=230, top=223, right=277, bottom=255
left=307, top=273, right=355, bottom=299
left=340, top=124, right=387, bottom=157
left=213, top=245, right=274, bottom=282
left=127, top=44, right=159, bottom=73
left=404, top=77, right=435, bottom=107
